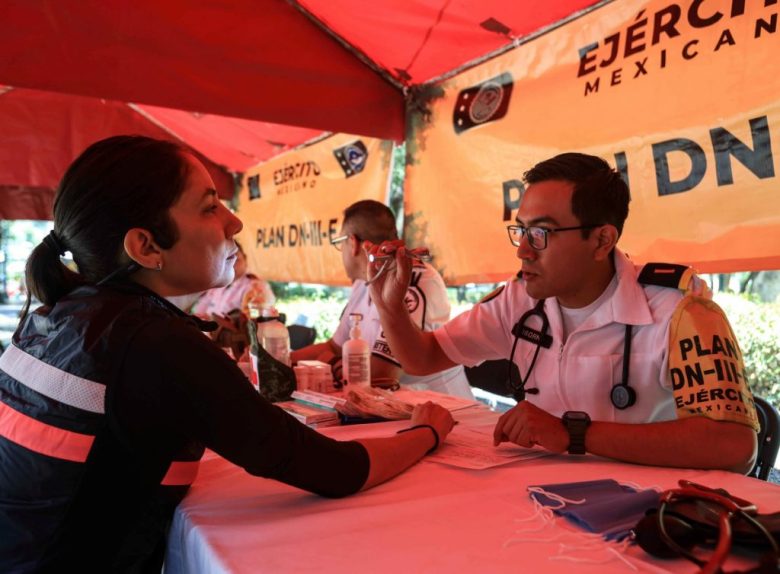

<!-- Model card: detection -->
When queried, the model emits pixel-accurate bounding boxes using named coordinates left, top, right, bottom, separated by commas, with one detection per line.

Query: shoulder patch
left=668, top=294, right=759, bottom=431
left=479, top=284, right=505, bottom=304
left=638, top=262, right=694, bottom=291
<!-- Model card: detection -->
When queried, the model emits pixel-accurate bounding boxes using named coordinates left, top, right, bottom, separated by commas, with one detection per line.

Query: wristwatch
left=561, top=411, right=591, bottom=455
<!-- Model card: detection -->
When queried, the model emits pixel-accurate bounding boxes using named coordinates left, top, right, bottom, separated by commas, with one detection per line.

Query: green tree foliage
left=273, top=285, right=349, bottom=342
left=715, top=293, right=780, bottom=406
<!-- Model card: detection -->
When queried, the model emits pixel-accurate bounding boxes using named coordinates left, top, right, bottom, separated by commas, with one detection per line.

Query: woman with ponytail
left=0, top=136, right=453, bottom=573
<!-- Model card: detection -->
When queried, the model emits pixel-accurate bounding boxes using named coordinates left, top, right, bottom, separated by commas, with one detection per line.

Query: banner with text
left=237, top=134, right=393, bottom=285
left=405, top=0, right=780, bottom=284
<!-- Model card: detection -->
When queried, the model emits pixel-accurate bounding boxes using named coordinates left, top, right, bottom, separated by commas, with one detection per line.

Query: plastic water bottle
left=247, top=320, right=262, bottom=393
left=342, top=313, right=370, bottom=387
left=247, top=295, right=263, bottom=320
left=257, top=307, right=290, bottom=366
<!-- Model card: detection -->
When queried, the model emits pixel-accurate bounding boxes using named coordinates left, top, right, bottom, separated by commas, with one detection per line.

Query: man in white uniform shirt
left=291, top=200, right=472, bottom=398
left=366, top=153, right=758, bottom=472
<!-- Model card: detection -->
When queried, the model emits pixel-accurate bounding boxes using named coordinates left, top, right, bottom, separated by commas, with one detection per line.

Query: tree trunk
left=740, top=271, right=759, bottom=294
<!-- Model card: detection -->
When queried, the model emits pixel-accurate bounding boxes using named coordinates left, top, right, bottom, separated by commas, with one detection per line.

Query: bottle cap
left=261, top=306, right=279, bottom=318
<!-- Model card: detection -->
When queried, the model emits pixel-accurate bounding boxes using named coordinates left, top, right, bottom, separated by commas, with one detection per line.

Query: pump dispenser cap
left=348, top=313, right=363, bottom=339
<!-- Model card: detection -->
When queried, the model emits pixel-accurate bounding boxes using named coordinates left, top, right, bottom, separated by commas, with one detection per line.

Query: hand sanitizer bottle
left=342, top=313, right=370, bottom=387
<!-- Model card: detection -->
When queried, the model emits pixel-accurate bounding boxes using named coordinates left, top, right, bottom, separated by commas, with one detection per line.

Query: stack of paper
left=291, top=389, right=346, bottom=411
left=276, top=399, right=340, bottom=428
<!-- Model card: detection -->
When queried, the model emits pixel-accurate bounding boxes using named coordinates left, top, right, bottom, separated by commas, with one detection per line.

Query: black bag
left=634, top=480, right=780, bottom=573
left=208, top=310, right=250, bottom=359
left=247, top=318, right=296, bottom=402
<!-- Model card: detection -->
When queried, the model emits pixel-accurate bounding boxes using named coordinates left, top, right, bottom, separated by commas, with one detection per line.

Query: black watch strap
left=562, top=411, right=590, bottom=455
left=567, top=426, right=587, bottom=455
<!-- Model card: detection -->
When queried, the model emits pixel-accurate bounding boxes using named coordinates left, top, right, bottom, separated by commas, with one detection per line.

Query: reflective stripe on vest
left=0, top=344, right=105, bottom=414
left=161, top=460, right=200, bottom=486
left=0, top=399, right=95, bottom=462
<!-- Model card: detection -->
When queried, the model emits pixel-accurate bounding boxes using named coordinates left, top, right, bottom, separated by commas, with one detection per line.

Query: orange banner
left=405, top=0, right=780, bottom=284
left=236, top=134, right=393, bottom=285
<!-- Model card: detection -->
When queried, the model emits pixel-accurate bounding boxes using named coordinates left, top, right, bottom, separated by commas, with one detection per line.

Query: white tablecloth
left=165, top=409, right=779, bottom=573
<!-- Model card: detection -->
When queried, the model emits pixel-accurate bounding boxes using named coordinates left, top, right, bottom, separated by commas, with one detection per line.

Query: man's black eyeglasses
left=506, top=224, right=604, bottom=251
left=330, top=234, right=349, bottom=251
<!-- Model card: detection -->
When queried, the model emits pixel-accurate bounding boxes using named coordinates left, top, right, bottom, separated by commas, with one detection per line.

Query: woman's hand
left=357, top=401, right=455, bottom=490
left=409, top=401, right=455, bottom=444
left=363, top=240, right=412, bottom=312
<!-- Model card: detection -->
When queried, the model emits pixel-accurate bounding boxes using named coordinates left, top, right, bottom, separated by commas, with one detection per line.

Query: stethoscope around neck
left=507, top=299, right=636, bottom=409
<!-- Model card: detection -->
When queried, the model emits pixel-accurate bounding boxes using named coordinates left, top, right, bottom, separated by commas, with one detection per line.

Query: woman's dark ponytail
left=21, top=238, right=85, bottom=321
left=19, top=135, right=190, bottom=322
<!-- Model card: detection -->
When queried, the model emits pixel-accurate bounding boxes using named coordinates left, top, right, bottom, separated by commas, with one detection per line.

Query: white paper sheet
left=426, top=422, right=553, bottom=469
left=392, top=388, right=482, bottom=412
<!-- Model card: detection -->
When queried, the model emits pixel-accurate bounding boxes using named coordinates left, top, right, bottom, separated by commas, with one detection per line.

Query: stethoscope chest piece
left=509, top=300, right=637, bottom=410
left=609, top=323, right=635, bottom=409
left=610, top=383, right=636, bottom=409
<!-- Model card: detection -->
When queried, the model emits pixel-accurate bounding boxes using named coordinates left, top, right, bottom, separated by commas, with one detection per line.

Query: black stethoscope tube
left=508, top=300, right=636, bottom=409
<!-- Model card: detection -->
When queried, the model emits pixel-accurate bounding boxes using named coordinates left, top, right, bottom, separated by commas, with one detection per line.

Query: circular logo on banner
left=404, top=289, right=420, bottom=314
left=344, top=144, right=367, bottom=174
left=469, top=81, right=504, bottom=124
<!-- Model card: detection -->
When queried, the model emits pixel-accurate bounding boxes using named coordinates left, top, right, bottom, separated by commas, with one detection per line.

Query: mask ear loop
left=512, top=487, right=639, bottom=570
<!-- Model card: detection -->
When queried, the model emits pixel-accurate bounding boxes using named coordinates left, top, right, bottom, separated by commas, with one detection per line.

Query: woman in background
left=0, top=136, right=453, bottom=573
left=191, top=240, right=275, bottom=318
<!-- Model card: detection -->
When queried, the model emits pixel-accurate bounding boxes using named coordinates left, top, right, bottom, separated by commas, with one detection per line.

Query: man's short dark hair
left=342, top=200, right=398, bottom=244
left=523, top=152, right=630, bottom=237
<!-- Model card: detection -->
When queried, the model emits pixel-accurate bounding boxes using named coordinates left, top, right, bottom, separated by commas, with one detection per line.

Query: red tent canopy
left=302, top=0, right=601, bottom=83
left=0, top=86, right=320, bottom=219
left=0, top=1, right=601, bottom=219
left=0, top=1, right=599, bottom=141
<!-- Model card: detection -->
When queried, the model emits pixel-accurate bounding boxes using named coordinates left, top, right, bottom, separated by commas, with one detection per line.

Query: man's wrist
left=561, top=411, right=591, bottom=455
left=375, top=304, right=414, bottom=334
left=374, top=300, right=407, bottom=318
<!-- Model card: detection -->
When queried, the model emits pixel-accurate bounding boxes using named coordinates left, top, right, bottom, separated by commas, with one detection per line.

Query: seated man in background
left=292, top=200, right=473, bottom=399
left=365, top=153, right=758, bottom=472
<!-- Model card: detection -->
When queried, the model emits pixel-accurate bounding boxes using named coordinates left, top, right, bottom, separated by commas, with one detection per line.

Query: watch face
left=564, top=411, right=589, bottom=423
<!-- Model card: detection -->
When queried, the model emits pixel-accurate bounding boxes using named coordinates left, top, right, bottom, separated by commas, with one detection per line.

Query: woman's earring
left=156, top=261, right=163, bottom=271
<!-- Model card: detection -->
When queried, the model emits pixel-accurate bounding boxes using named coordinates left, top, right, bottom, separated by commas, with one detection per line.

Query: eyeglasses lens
left=508, top=226, right=547, bottom=250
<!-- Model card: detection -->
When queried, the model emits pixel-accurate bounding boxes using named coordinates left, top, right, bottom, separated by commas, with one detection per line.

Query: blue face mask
left=528, top=479, right=661, bottom=541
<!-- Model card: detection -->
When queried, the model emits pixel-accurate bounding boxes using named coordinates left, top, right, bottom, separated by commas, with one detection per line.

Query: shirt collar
left=548, top=249, right=654, bottom=332
left=602, top=249, right=655, bottom=327
left=104, top=280, right=218, bottom=332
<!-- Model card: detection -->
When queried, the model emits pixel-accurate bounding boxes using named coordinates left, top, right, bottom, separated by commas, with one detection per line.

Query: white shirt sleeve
left=434, top=281, right=520, bottom=367
left=371, top=263, right=447, bottom=365
left=331, top=304, right=352, bottom=348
